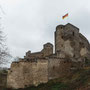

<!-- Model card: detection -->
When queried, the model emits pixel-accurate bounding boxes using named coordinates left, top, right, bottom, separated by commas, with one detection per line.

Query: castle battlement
left=7, top=23, right=90, bottom=89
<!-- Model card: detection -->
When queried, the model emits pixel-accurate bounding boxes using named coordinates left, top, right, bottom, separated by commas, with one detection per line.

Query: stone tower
left=55, top=23, right=81, bottom=58
left=7, top=23, right=90, bottom=89
left=41, top=43, right=53, bottom=57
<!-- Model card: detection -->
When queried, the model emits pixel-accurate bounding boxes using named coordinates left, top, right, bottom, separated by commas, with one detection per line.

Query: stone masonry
left=7, top=23, right=90, bottom=89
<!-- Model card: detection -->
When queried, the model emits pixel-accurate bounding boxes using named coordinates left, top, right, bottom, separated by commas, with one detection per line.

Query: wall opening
left=53, top=66, right=55, bottom=69
left=61, top=27, right=63, bottom=29
left=61, top=36, right=63, bottom=39
left=73, top=32, right=74, bottom=36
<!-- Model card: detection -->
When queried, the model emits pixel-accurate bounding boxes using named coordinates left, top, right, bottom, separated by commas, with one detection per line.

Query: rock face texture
left=7, top=23, right=90, bottom=89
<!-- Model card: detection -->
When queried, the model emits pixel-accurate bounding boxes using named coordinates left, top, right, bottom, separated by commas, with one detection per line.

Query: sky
left=0, top=0, right=90, bottom=59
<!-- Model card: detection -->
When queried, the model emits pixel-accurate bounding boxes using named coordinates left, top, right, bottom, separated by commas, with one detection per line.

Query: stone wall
left=48, top=58, right=73, bottom=80
left=55, top=23, right=90, bottom=59
left=41, top=43, right=53, bottom=57
left=7, top=23, right=90, bottom=89
left=7, top=58, right=74, bottom=89
left=7, top=59, right=48, bottom=89
left=25, top=51, right=43, bottom=59
left=48, top=58, right=61, bottom=80
left=25, top=43, right=53, bottom=60
left=55, top=23, right=80, bottom=58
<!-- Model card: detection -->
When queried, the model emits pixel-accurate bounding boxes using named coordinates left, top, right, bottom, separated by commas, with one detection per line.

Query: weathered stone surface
left=7, top=59, right=48, bottom=89
left=7, top=23, right=90, bottom=89
left=24, top=43, right=53, bottom=60
left=55, top=23, right=90, bottom=59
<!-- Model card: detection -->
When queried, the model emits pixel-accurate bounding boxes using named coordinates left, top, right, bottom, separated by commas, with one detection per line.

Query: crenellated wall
left=7, top=23, right=90, bottom=89
left=24, top=43, right=53, bottom=60
left=7, top=59, right=48, bottom=89
left=7, top=58, right=75, bottom=89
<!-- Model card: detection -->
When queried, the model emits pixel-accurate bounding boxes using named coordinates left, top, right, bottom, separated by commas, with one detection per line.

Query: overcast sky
left=0, top=0, right=90, bottom=58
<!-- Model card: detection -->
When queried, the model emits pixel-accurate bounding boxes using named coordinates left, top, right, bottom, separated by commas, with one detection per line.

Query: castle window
left=73, top=54, right=75, bottom=58
left=53, top=66, right=55, bottom=69
left=61, top=27, right=63, bottom=29
left=25, top=85, right=27, bottom=87
left=61, top=44, right=63, bottom=47
left=73, top=32, right=74, bottom=36
left=71, top=65, right=74, bottom=68
left=61, top=36, right=63, bottom=39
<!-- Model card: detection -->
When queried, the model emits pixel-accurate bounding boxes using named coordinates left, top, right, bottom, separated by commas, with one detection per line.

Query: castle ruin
left=7, top=23, right=90, bottom=89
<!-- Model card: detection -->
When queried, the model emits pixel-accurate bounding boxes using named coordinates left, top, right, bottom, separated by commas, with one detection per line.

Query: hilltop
left=5, top=23, right=90, bottom=89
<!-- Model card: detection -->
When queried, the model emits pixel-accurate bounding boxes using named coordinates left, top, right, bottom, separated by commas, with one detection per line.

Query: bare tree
left=0, top=5, right=10, bottom=66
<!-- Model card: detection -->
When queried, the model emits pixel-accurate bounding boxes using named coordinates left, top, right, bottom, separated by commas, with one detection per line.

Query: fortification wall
left=25, top=43, right=53, bottom=60
left=7, top=58, right=73, bottom=89
left=25, top=52, right=43, bottom=59
left=7, top=59, right=48, bottom=89
left=48, top=58, right=72, bottom=80
left=7, top=23, right=90, bottom=89
left=32, top=59, right=48, bottom=86
left=48, top=58, right=61, bottom=79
